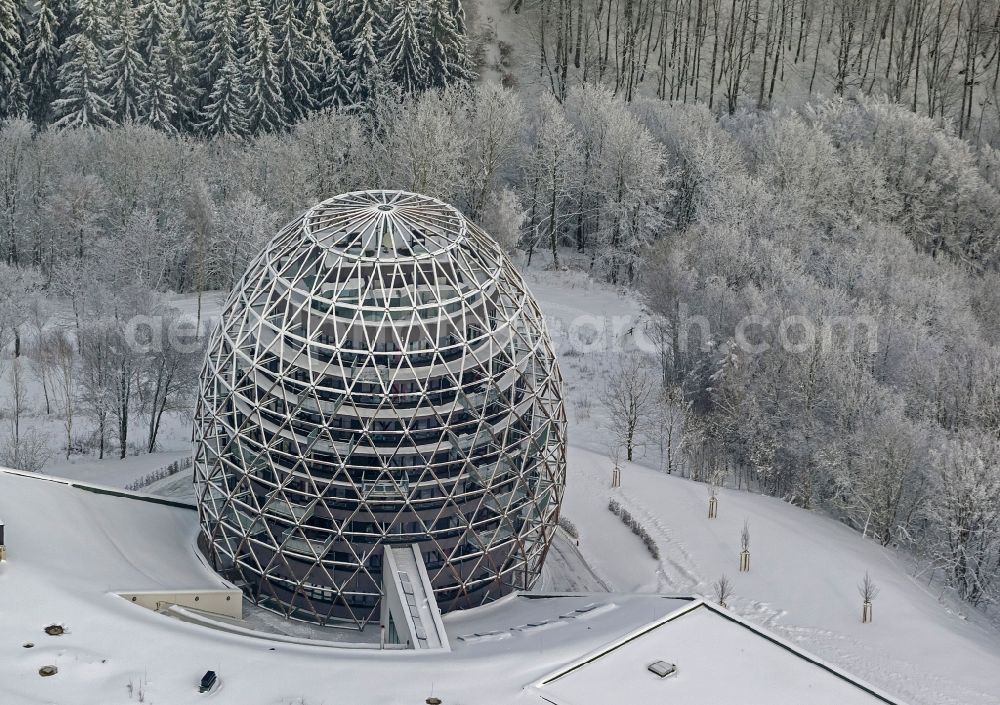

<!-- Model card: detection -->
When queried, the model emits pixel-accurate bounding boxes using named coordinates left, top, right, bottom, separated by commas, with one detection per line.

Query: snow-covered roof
left=0, top=468, right=908, bottom=705
left=533, top=599, right=908, bottom=705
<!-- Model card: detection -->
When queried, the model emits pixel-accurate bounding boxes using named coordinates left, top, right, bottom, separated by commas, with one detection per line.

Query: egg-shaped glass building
left=193, top=191, right=566, bottom=629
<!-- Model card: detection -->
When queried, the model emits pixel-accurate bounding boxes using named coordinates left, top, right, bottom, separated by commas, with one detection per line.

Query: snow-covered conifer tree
left=197, top=0, right=242, bottom=98
left=318, top=43, right=352, bottom=110
left=303, top=0, right=351, bottom=110
left=273, top=0, right=314, bottom=121
left=24, top=0, right=62, bottom=124
left=346, top=18, right=385, bottom=105
left=199, top=58, right=247, bottom=138
left=383, top=0, right=427, bottom=94
left=53, top=0, right=114, bottom=128
left=0, top=0, right=26, bottom=118
left=197, top=0, right=247, bottom=137
left=141, top=0, right=195, bottom=131
left=423, top=0, right=473, bottom=89
left=137, top=0, right=172, bottom=57
left=106, top=0, right=149, bottom=123
left=143, top=44, right=179, bottom=132
left=337, top=0, right=388, bottom=92
left=449, top=0, right=466, bottom=35
left=177, top=0, right=200, bottom=34
left=338, top=0, right=389, bottom=42
left=241, top=0, right=287, bottom=133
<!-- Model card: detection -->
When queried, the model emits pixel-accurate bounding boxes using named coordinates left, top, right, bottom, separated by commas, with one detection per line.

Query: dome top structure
left=303, top=190, right=469, bottom=260
left=194, top=191, right=567, bottom=630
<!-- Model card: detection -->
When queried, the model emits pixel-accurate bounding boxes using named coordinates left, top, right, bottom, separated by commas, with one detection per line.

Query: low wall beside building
left=117, top=589, right=243, bottom=620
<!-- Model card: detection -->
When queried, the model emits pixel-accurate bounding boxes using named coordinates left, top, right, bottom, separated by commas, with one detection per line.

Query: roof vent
left=199, top=670, right=218, bottom=693
left=647, top=661, right=677, bottom=678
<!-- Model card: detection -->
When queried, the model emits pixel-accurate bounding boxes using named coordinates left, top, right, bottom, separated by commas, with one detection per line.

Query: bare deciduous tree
left=205, top=193, right=276, bottom=293
left=8, top=355, right=27, bottom=444
left=740, top=519, right=751, bottom=571
left=25, top=297, right=53, bottom=415
left=859, top=571, right=880, bottom=623
left=713, top=574, right=733, bottom=608
left=926, top=432, right=1000, bottom=605
left=605, top=353, right=657, bottom=462
left=78, top=322, right=114, bottom=459
left=648, top=384, right=690, bottom=474
left=478, top=187, right=527, bottom=254
left=46, top=330, right=77, bottom=459
left=523, top=93, right=581, bottom=268
left=859, top=572, right=880, bottom=602
left=0, top=262, right=42, bottom=357
left=463, top=84, right=525, bottom=220
left=141, top=311, right=203, bottom=453
left=0, top=120, right=33, bottom=265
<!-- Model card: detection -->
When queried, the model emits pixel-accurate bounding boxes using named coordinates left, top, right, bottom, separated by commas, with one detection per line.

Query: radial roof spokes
left=304, top=190, right=468, bottom=261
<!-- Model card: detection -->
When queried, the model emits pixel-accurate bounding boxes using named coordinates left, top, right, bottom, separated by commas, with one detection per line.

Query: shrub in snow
left=0, top=431, right=50, bottom=473
left=558, top=515, right=579, bottom=539
left=124, top=456, right=192, bottom=491
left=608, top=498, right=659, bottom=560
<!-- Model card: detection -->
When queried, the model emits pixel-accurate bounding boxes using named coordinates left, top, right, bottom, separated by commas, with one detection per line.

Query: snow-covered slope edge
left=561, top=446, right=1000, bottom=705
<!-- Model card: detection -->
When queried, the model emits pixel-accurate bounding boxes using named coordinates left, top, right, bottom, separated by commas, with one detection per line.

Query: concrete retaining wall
left=117, top=589, right=243, bottom=619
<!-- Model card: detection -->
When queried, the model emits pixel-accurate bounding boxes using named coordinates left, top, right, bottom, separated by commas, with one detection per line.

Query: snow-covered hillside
left=3, top=262, right=999, bottom=704
left=562, top=446, right=1000, bottom=705
left=519, top=263, right=1000, bottom=705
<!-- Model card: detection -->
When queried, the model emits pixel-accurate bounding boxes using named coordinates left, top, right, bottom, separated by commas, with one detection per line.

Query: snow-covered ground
left=0, top=468, right=927, bottom=705
left=521, top=261, right=1000, bottom=705
left=563, top=445, right=1000, bottom=705
left=2, top=259, right=999, bottom=703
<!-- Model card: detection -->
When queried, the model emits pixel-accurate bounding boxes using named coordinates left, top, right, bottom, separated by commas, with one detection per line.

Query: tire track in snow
left=772, top=621, right=1000, bottom=705
left=613, top=486, right=702, bottom=593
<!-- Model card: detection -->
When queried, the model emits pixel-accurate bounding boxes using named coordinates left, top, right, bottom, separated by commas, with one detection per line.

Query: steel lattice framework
left=194, top=191, right=567, bottom=629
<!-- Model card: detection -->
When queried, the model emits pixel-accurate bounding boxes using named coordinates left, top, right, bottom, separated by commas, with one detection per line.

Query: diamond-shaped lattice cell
left=193, top=190, right=567, bottom=629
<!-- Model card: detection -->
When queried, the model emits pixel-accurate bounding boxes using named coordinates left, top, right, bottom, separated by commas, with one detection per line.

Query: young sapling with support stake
left=713, top=574, right=734, bottom=608
left=859, top=571, right=880, bottom=623
left=740, top=519, right=751, bottom=572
